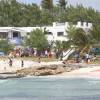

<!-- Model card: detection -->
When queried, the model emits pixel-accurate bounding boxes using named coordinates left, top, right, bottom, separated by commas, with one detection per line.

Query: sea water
left=0, top=77, right=100, bottom=100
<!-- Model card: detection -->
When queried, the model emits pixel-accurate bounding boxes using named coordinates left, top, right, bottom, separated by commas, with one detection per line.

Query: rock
left=0, top=73, right=23, bottom=79
left=16, top=64, right=65, bottom=76
left=0, top=63, right=86, bottom=79
left=16, top=63, right=83, bottom=77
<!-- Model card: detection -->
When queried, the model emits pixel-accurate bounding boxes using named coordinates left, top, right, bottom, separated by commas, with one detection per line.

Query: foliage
left=62, top=41, right=71, bottom=49
left=55, top=41, right=62, bottom=50
left=58, top=0, right=67, bottom=9
left=25, top=28, right=48, bottom=51
left=89, top=24, right=100, bottom=44
left=66, top=23, right=76, bottom=42
left=66, top=23, right=100, bottom=52
left=72, top=28, right=89, bottom=47
left=54, top=40, right=70, bottom=50
left=41, top=0, right=53, bottom=10
left=66, top=24, right=90, bottom=52
left=0, top=0, right=99, bottom=26
left=0, top=0, right=100, bottom=53
left=0, top=40, right=13, bottom=54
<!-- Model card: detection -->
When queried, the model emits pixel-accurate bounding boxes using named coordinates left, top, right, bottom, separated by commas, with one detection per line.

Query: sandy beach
left=0, top=59, right=100, bottom=78
left=0, top=59, right=62, bottom=73
left=58, top=64, right=100, bottom=78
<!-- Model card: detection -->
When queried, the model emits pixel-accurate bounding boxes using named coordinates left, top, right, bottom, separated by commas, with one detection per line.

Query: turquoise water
left=0, top=77, right=100, bottom=100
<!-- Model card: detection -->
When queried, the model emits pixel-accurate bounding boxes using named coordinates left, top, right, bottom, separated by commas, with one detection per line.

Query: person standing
left=21, top=60, right=24, bottom=67
left=45, top=50, right=48, bottom=57
left=38, top=57, right=41, bottom=63
left=60, top=50, right=63, bottom=61
left=3, top=60, right=6, bottom=71
left=75, top=52, right=80, bottom=63
left=85, top=53, right=89, bottom=64
left=9, top=58, right=12, bottom=67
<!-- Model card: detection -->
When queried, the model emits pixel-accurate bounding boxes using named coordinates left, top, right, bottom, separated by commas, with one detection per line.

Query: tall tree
left=59, top=0, right=67, bottom=9
left=0, top=0, right=99, bottom=26
left=66, top=24, right=90, bottom=49
left=89, top=24, right=100, bottom=44
left=41, top=0, right=53, bottom=10
left=25, top=29, right=48, bottom=51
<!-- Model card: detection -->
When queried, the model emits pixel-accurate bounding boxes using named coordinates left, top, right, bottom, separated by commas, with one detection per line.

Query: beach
left=0, top=58, right=100, bottom=79
left=58, top=64, right=100, bottom=78
left=0, top=59, right=62, bottom=73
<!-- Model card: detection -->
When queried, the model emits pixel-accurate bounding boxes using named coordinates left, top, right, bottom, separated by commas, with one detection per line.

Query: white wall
left=0, top=21, right=92, bottom=43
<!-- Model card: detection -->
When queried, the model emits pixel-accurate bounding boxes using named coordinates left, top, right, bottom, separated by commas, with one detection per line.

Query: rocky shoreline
left=0, top=63, right=87, bottom=79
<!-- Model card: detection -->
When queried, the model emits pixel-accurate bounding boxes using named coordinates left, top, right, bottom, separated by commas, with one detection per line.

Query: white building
left=0, top=21, right=92, bottom=45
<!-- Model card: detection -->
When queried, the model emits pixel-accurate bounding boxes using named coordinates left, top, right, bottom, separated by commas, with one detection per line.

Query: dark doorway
left=13, top=31, right=20, bottom=38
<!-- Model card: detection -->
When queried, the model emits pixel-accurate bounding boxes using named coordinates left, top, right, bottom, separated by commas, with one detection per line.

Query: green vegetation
left=66, top=26, right=89, bottom=47
left=54, top=41, right=69, bottom=50
left=25, top=28, right=48, bottom=51
left=0, top=0, right=99, bottom=26
left=58, top=0, right=67, bottom=10
left=89, top=24, right=100, bottom=44
left=66, top=24, right=100, bottom=53
left=0, top=0, right=100, bottom=55
left=41, top=0, right=53, bottom=10
left=0, top=40, right=13, bottom=54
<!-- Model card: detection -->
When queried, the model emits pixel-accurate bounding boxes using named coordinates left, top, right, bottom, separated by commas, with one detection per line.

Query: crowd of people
left=8, top=47, right=53, bottom=58
left=3, top=47, right=96, bottom=65
left=74, top=52, right=96, bottom=64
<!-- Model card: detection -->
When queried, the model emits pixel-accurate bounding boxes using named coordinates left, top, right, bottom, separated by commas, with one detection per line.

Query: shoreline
left=0, top=59, right=100, bottom=79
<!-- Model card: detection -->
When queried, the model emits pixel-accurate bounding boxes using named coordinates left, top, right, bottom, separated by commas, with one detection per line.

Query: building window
left=48, top=32, right=52, bottom=35
left=0, top=32, right=7, bottom=39
left=13, top=31, right=20, bottom=38
left=45, top=32, right=52, bottom=35
left=57, top=32, right=64, bottom=36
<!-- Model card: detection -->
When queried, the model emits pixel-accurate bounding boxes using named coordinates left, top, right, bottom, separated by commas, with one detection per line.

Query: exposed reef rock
left=16, top=63, right=82, bottom=76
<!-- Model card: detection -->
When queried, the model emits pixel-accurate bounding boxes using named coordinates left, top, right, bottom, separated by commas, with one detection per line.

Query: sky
left=17, top=0, right=100, bottom=11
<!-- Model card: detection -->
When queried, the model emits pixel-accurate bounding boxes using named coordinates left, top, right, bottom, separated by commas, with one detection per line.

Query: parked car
left=90, top=48, right=100, bottom=55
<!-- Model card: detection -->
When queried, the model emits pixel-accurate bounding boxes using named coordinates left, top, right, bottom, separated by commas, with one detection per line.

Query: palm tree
left=73, top=28, right=89, bottom=47
left=66, top=24, right=90, bottom=53
left=85, top=24, right=100, bottom=53
left=66, top=23, right=100, bottom=54
left=66, top=23, right=76, bottom=42
left=41, top=0, right=54, bottom=24
left=89, top=24, right=100, bottom=44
